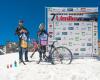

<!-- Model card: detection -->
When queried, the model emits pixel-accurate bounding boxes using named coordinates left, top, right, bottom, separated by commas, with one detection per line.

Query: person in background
left=37, top=23, right=48, bottom=64
left=15, top=20, right=29, bottom=63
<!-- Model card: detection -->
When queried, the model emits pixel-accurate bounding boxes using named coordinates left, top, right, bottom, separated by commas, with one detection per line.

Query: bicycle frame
left=37, top=41, right=72, bottom=64
left=48, top=42, right=57, bottom=57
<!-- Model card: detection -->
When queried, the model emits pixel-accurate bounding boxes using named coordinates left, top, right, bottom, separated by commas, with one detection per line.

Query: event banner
left=46, top=7, right=98, bottom=57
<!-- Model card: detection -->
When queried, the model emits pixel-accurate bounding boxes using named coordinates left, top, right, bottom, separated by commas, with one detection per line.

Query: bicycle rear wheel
left=52, top=46, right=72, bottom=64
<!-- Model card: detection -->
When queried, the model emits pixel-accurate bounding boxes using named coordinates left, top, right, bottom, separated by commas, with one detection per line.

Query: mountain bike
left=38, top=41, right=73, bottom=64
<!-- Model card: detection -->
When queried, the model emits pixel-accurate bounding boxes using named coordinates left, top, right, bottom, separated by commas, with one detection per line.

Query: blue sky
left=0, top=0, right=99, bottom=45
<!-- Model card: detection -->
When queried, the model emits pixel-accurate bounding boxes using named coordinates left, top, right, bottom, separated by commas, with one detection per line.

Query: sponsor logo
left=87, top=23, right=92, bottom=26
left=73, top=43, right=80, bottom=45
left=87, top=43, right=92, bottom=46
left=69, top=38, right=74, bottom=40
left=68, top=27, right=74, bottom=30
left=75, top=33, right=80, bottom=35
left=74, top=23, right=79, bottom=26
left=82, top=32, right=85, bottom=36
left=69, top=32, right=73, bottom=35
left=87, top=47, right=92, bottom=50
left=68, top=23, right=73, bottom=26
left=88, top=27, right=92, bottom=31
left=48, top=7, right=52, bottom=10
left=54, top=28, right=61, bottom=30
left=88, top=38, right=92, bottom=41
left=86, top=33, right=92, bottom=35
left=86, top=8, right=94, bottom=11
left=55, top=37, right=61, bottom=40
left=55, top=22, right=59, bottom=25
left=80, top=38, right=86, bottom=40
left=81, top=43, right=85, bottom=46
left=81, top=27, right=87, bottom=30
left=94, top=33, right=97, bottom=36
left=49, top=24, right=52, bottom=27
left=62, top=32, right=67, bottom=35
left=75, top=48, right=79, bottom=51
left=94, top=26, right=97, bottom=30
left=81, top=8, right=86, bottom=12
left=50, top=8, right=98, bottom=21
left=75, top=37, right=79, bottom=41
left=73, top=8, right=80, bottom=12
left=62, top=37, right=66, bottom=40
left=69, top=42, right=72, bottom=46
left=80, top=48, right=86, bottom=51
left=67, top=8, right=73, bottom=11
left=74, top=53, right=79, bottom=55
left=62, top=42, right=67, bottom=45
left=63, top=27, right=66, bottom=30
left=75, top=27, right=79, bottom=30
left=94, top=26, right=97, bottom=28
left=60, top=22, right=63, bottom=25
left=81, top=22, right=85, bottom=25
left=55, top=32, right=60, bottom=35
left=56, top=16, right=78, bottom=21
left=93, top=31, right=97, bottom=33
left=62, top=9, right=66, bottom=12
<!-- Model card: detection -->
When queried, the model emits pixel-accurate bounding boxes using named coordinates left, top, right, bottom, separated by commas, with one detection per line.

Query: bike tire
left=52, top=46, right=72, bottom=64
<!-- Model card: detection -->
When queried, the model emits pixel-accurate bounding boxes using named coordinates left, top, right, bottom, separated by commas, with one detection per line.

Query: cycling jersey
left=38, top=30, right=48, bottom=46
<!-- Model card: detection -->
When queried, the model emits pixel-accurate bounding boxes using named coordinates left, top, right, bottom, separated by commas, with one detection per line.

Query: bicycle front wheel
left=52, top=46, right=72, bottom=64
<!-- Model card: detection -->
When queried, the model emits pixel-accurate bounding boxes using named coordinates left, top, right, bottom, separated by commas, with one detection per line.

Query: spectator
left=15, top=20, right=29, bottom=63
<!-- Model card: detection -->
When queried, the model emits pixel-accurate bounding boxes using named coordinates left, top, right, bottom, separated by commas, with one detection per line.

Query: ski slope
left=0, top=52, right=100, bottom=80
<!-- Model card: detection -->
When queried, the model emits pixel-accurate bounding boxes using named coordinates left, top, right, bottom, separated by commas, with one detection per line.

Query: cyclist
left=37, top=23, right=48, bottom=64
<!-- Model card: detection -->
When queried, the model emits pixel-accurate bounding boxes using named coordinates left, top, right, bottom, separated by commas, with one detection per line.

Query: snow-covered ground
left=0, top=52, right=100, bottom=80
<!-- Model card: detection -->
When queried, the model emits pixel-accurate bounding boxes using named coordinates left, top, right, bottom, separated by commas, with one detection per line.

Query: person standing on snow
left=37, top=23, right=48, bottom=64
left=15, top=20, right=29, bottom=63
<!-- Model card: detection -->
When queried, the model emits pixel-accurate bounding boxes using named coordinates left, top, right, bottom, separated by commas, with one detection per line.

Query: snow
left=0, top=52, right=100, bottom=80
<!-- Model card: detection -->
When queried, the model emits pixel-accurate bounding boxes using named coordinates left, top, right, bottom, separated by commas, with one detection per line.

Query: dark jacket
left=15, top=26, right=29, bottom=46
left=15, top=26, right=29, bottom=37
